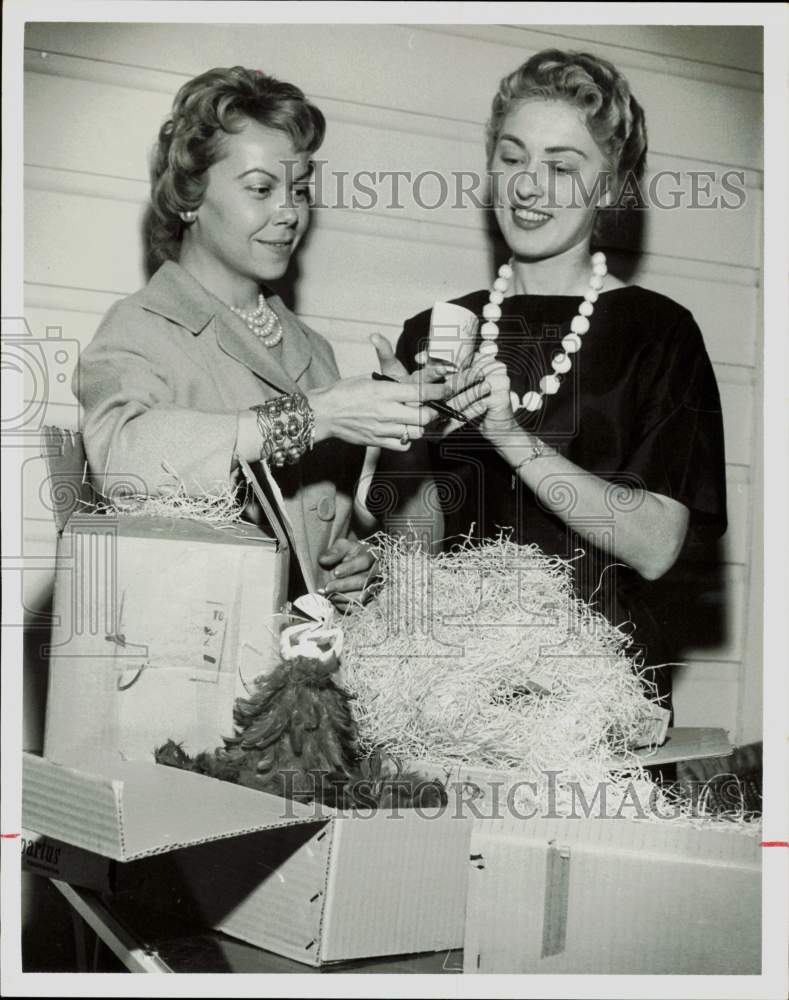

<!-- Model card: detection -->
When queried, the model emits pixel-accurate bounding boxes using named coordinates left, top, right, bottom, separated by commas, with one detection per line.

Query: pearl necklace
left=230, top=293, right=283, bottom=348
left=479, top=251, right=607, bottom=413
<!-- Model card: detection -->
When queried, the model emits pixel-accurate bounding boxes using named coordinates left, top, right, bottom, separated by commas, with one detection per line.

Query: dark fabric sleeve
left=624, top=311, right=727, bottom=538
left=365, top=312, right=434, bottom=522
left=395, top=314, right=430, bottom=375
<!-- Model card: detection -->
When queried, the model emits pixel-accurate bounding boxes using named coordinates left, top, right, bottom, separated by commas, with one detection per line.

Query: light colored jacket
left=74, top=260, right=363, bottom=584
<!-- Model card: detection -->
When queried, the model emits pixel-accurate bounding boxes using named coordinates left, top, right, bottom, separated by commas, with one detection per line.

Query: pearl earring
left=180, top=211, right=196, bottom=224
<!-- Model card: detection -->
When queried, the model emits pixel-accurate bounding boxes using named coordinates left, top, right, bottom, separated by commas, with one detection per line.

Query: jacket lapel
left=214, top=309, right=299, bottom=396
left=141, top=262, right=314, bottom=396
left=268, top=295, right=313, bottom=385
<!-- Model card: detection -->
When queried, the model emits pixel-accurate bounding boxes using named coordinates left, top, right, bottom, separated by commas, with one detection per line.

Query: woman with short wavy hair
left=76, top=66, right=448, bottom=607
left=376, top=50, right=727, bottom=708
left=148, top=67, right=326, bottom=267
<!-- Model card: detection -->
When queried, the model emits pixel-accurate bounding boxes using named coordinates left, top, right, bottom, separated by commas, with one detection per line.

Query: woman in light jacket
left=76, top=66, right=447, bottom=606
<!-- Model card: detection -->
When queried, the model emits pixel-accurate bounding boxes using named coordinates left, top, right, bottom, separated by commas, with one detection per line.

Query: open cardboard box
left=23, top=725, right=734, bottom=968
left=23, top=751, right=472, bottom=965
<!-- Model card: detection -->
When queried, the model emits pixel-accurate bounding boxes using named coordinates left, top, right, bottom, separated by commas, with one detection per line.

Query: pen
left=371, top=370, right=474, bottom=427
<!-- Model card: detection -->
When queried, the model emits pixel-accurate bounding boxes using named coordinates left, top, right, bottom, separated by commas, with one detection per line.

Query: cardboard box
left=23, top=727, right=735, bottom=969
left=23, top=751, right=472, bottom=966
left=20, top=829, right=112, bottom=894
left=44, top=513, right=287, bottom=765
left=464, top=814, right=761, bottom=974
left=39, top=428, right=289, bottom=766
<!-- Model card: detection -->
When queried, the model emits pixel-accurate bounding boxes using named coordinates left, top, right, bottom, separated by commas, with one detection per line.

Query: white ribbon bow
left=279, top=593, right=344, bottom=663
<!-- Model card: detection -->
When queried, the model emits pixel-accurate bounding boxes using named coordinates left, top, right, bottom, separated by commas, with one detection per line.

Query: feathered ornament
left=156, top=597, right=446, bottom=809
left=156, top=654, right=357, bottom=805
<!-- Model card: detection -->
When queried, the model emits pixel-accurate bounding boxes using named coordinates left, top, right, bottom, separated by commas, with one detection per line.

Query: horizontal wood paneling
left=717, top=381, right=754, bottom=470
left=24, top=62, right=763, bottom=185
left=24, top=188, right=760, bottom=376
left=427, top=24, right=764, bottom=81
left=23, top=47, right=765, bottom=205
left=25, top=23, right=763, bottom=168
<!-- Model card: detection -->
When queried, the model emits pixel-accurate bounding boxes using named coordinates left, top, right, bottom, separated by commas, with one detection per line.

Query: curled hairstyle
left=149, top=66, right=325, bottom=266
left=485, top=49, right=647, bottom=194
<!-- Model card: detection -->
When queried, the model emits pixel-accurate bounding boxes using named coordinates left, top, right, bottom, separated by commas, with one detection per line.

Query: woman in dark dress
left=372, top=50, right=727, bottom=710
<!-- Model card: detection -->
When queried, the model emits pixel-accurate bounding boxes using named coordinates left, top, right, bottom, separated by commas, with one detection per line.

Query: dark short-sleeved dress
left=391, top=285, right=727, bottom=709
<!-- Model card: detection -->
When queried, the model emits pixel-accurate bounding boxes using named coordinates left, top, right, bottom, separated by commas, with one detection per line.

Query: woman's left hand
left=318, top=538, right=380, bottom=612
left=370, top=333, right=453, bottom=389
left=444, top=352, right=517, bottom=443
left=371, top=335, right=501, bottom=439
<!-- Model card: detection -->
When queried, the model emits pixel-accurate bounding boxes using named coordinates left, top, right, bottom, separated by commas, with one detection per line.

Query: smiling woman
left=490, top=100, right=626, bottom=285
left=176, top=125, right=313, bottom=310
left=374, top=49, right=727, bottom=712
left=74, top=66, right=450, bottom=605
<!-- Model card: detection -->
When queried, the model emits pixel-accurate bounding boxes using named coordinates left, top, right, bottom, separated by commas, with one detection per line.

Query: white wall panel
left=716, top=380, right=754, bottom=470
left=25, top=23, right=763, bottom=168
left=429, top=25, right=763, bottom=82
left=672, top=661, right=741, bottom=737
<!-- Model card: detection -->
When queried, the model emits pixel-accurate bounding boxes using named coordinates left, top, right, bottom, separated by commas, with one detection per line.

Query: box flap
left=23, top=752, right=326, bottom=862
left=40, top=426, right=93, bottom=533
left=319, top=809, right=470, bottom=963
left=621, top=726, right=733, bottom=767
left=470, top=813, right=761, bottom=865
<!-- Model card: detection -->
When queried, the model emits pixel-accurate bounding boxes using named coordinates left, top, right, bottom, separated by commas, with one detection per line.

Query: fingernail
left=317, top=587, right=326, bottom=594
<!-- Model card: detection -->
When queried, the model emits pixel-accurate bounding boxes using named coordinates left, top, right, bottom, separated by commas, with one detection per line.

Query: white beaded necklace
left=479, top=251, right=607, bottom=413
left=230, top=292, right=283, bottom=348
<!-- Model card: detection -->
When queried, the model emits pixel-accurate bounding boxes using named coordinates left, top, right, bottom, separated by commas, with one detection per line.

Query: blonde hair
left=486, top=49, right=647, bottom=192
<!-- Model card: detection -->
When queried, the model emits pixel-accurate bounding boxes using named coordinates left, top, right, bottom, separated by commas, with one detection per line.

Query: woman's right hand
left=306, top=375, right=450, bottom=451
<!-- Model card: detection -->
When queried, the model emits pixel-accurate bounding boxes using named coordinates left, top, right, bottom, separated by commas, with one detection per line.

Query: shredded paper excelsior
left=83, top=476, right=245, bottom=526
left=342, top=533, right=760, bottom=832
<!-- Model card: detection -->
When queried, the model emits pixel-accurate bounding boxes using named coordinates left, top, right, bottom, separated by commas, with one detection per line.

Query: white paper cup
left=427, top=301, right=478, bottom=367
